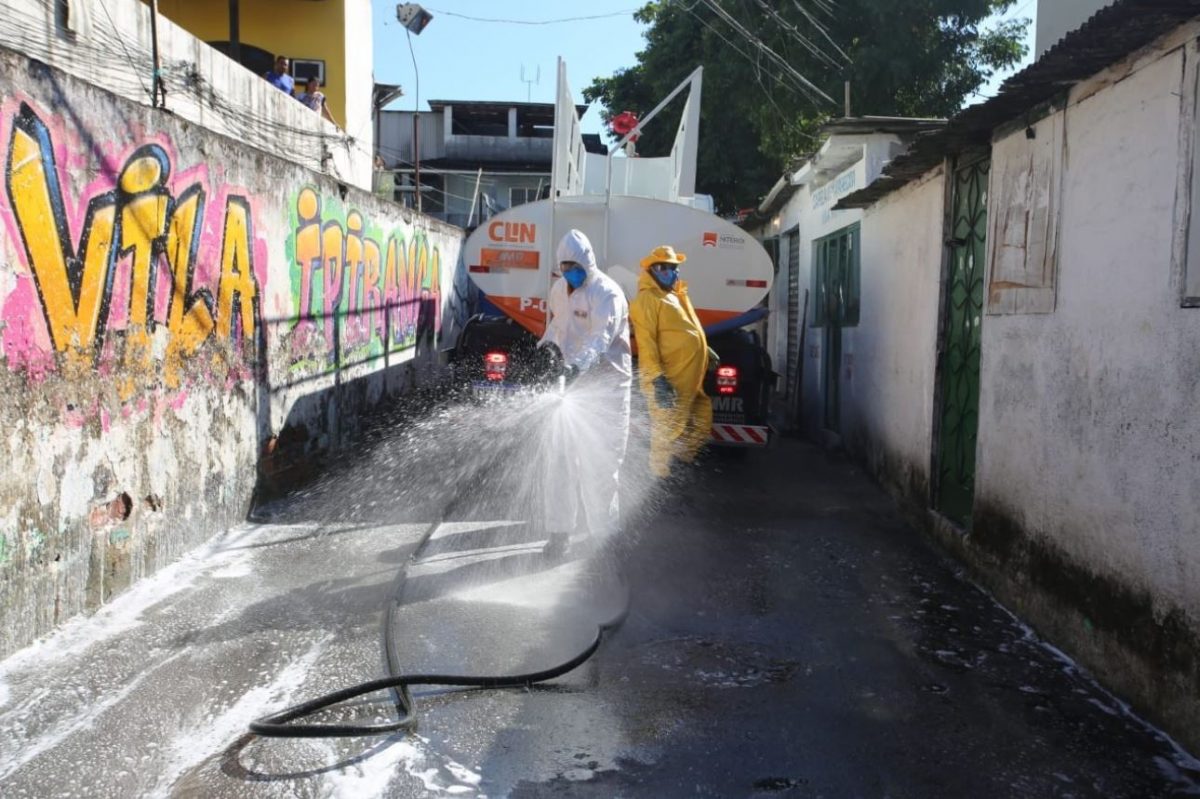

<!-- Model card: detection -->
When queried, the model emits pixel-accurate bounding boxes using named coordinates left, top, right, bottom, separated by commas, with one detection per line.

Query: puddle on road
left=638, top=637, right=799, bottom=688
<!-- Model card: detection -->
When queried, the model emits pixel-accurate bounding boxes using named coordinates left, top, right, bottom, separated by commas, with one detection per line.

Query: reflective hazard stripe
left=710, top=425, right=769, bottom=445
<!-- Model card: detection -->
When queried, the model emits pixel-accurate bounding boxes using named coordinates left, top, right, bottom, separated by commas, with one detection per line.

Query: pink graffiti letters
left=2, top=102, right=263, bottom=383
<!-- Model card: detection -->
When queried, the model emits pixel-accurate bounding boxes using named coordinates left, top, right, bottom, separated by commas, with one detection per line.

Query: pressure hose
left=248, top=392, right=629, bottom=738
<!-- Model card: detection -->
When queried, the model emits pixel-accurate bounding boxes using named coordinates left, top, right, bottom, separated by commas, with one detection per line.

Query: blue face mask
left=562, top=265, right=587, bottom=289
left=652, top=265, right=679, bottom=289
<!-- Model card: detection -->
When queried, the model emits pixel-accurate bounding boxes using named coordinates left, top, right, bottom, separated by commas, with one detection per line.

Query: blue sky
left=373, top=1, right=1038, bottom=134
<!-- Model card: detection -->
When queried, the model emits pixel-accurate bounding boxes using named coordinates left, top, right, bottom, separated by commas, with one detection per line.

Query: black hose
left=248, top=510, right=629, bottom=738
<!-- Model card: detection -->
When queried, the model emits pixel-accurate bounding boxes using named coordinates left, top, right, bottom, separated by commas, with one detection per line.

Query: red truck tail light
left=484, top=351, right=508, bottom=381
left=716, top=365, right=738, bottom=395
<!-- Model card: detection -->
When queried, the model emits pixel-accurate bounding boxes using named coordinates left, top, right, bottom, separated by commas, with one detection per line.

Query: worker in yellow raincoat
left=629, top=245, right=719, bottom=479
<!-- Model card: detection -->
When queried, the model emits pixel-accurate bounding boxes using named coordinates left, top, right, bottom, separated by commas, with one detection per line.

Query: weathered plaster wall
left=972, top=42, right=1200, bottom=743
left=0, top=50, right=462, bottom=657
left=843, top=168, right=945, bottom=504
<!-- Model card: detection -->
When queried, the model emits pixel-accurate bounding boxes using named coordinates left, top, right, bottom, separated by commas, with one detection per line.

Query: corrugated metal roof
left=835, top=0, right=1200, bottom=210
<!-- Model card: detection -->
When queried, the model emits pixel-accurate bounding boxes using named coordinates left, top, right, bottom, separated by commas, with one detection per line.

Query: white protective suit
left=538, top=229, right=632, bottom=539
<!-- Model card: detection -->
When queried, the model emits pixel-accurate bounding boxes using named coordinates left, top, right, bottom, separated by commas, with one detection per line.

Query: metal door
left=814, top=226, right=858, bottom=434
left=934, top=157, right=988, bottom=526
left=784, top=228, right=801, bottom=422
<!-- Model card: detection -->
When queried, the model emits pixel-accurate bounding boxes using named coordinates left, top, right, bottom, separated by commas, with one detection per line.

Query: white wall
left=844, top=169, right=946, bottom=494
left=0, top=0, right=371, bottom=189
left=976, top=42, right=1200, bottom=620
left=759, top=135, right=903, bottom=437
left=1036, top=0, right=1114, bottom=56
left=343, top=0, right=374, bottom=173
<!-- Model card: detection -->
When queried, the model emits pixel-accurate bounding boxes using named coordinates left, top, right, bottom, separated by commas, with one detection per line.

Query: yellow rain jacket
left=629, top=269, right=713, bottom=478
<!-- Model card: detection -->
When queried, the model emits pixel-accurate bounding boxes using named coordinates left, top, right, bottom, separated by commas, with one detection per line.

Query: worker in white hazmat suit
left=537, top=229, right=632, bottom=558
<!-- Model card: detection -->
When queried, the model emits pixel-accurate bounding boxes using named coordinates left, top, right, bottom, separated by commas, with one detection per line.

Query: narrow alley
left=1, top=430, right=1196, bottom=797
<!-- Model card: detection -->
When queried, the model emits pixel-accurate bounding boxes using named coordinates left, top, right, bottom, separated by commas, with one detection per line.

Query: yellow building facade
left=156, top=0, right=359, bottom=128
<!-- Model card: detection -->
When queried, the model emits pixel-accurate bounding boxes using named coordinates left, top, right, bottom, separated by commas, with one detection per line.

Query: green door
left=813, top=225, right=860, bottom=435
left=934, top=157, right=988, bottom=526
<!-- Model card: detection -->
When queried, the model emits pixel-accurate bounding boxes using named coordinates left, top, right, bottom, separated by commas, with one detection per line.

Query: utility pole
left=228, top=0, right=241, bottom=66
left=149, top=0, right=166, bottom=109
left=398, top=4, right=434, bottom=213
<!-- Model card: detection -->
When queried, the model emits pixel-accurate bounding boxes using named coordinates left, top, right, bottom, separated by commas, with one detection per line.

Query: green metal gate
left=813, top=225, right=860, bottom=435
left=934, top=157, right=988, bottom=526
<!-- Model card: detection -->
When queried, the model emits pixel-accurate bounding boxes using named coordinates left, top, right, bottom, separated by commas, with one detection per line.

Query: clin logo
left=702, top=231, right=718, bottom=248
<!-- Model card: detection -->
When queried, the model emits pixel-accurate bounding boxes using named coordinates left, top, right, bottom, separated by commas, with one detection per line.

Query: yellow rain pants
left=629, top=270, right=713, bottom=478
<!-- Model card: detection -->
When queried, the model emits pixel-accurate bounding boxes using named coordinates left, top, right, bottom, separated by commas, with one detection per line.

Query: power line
left=694, top=0, right=836, bottom=106
left=93, top=0, right=153, bottom=101
left=789, top=0, right=850, bottom=65
left=750, top=0, right=846, bottom=70
left=678, top=0, right=829, bottom=113
left=423, top=8, right=639, bottom=25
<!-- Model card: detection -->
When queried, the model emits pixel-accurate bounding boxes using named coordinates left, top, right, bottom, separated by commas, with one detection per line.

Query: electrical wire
left=789, top=0, right=851, bottom=66
left=750, top=0, right=846, bottom=70
left=696, top=0, right=836, bottom=106
left=94, top=0, right=153, bottom=101
left=423, top=8, right=639, bottom=26
left=678, top=0, right=827, bottom=124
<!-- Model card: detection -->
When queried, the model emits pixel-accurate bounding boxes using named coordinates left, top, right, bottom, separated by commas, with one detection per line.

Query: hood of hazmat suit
left=538, top=229, right=632, bottom=381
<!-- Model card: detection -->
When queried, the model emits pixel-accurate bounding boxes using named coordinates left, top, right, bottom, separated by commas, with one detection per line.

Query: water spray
left=248, top=526, right=628, bottom=738
left=248, top=346, right=628, bottom=739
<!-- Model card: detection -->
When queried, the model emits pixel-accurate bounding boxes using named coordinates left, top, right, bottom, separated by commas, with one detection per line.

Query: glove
left=706, top=346, right=720, bottom=373
left=652, top=375, right=676, bottom=409
left=563, top=364, right=581, bottom=385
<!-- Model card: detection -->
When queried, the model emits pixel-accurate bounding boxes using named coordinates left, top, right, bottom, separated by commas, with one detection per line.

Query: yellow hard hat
left=640, top=244, right=687, bottom=270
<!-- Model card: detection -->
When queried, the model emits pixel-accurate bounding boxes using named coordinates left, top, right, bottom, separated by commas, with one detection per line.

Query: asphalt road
left=1, top=429, right=1198, bottom=798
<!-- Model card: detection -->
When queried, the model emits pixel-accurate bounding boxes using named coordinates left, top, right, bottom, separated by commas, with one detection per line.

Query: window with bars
left=811, top=224, right=861, bottom=328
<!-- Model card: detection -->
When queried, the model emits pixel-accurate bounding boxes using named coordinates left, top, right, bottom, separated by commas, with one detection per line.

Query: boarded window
left=985, top=112, right=1065, bottom=314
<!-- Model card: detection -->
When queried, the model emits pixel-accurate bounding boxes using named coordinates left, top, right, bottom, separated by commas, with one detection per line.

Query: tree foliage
left=585, top=0, right=1028, bottom=213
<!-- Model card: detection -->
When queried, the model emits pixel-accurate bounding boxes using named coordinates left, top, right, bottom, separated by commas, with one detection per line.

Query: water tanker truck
left=453, top=61, right=776, bottom=448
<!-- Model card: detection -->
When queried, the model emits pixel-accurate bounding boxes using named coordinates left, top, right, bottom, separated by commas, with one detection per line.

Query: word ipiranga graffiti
left=289, top=186, right=441, bottom=366
left=1, top=103, right=264, bottom=384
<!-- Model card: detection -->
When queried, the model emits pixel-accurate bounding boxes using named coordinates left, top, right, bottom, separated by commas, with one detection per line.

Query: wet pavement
left=1, top=431, right=1198, bottom=797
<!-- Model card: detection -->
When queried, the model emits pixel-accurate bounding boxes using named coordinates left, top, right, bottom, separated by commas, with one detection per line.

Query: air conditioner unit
left=291, top=59, right=326, bottom=86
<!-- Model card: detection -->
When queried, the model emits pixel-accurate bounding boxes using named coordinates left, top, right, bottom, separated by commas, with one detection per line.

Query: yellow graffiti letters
left=216, top=198, right=258, bottom=342
left=3, top=104, right=261, bottom=377
left=7, top=109, right=116, bottom=355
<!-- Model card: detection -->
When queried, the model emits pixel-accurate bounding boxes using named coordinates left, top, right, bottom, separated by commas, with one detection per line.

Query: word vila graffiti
left=3, top=103, right=261, bottom=379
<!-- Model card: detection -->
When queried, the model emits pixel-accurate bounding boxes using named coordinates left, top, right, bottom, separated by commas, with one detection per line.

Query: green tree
left=585, top=0, right=1028, bottom=213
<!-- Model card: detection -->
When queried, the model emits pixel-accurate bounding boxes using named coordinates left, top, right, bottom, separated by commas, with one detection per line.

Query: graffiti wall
left=0, top=52, right=462, bottom=657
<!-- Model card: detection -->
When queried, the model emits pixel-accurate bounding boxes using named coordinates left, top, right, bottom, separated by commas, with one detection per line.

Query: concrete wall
left=0, top=48, right=463, bottom=657
left=1036, top=0, right=1114, bottom=57
left=1, top=0, right=371, bottom=190
left=843, top=169, right=946, bottom=505
left=826, top=28, right=1200, bottom=751
left=342, top=0, right=373, bottom=152
left=971, top=34, right=1200, bottom=746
